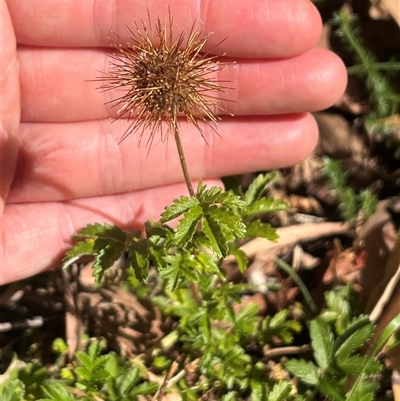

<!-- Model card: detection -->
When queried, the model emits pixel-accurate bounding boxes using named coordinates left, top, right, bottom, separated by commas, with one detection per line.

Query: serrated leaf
left=91, top=239, right=125, bottom=284
left=334, top=316, right=374, bottom=359
left=267, top=381, right=292, bottom=401
left=73, top=223, right=126, bottom=241
left=370, top=313, right=400, bottom=356
left=270, top=309, right=290, bottom=327
left=146, top=222, right=174, bottom=248
left=64, top=223, right=128, bottom=284
left=173, top=204, right=203, bottom=247
left=346, top=377, right=380, bottom=401
left=74, top=366, right=90, bottom=381
left=203, top=212, right=228, bottom=257
left=310, top=318, right=334, bottom=370
left=245, top=172, right=279, bottom=205
left=245, top=220, right=279, bottom=241
left=91, top=369, right=112, bottom=381
left=160, top=195, right=199, bottom=222
left=127, top=239, right=149, bottom=283
left=335, top=355, right=382, bottom=375
left=0, top=379, right=25, bottom=401
left=285, top=359, right=319, bottom=385
left=92, top=354, right=111, bottom=369
left=205, top=205, right=246, bottom=240
left=234, top=302, right=259, bottom=331
left=75, top=351, right=92, bottom=370
left=195, top=252, right=221, bottom=275
left=148, top=245, right=167, bottom=271
left=197, top=183, right=246, bottom=209
left=318, top=376, right=346, bottom=401
left=39, top=382, right=75, bottom=401
left=244, top=197, right=288, bottom=218
left=160, top=254, right=197, bottom=290
left=62, top=240, right=95, bottom=268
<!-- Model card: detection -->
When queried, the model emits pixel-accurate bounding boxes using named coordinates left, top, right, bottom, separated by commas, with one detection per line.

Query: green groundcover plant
left=2, top=171, right=399, bottom=400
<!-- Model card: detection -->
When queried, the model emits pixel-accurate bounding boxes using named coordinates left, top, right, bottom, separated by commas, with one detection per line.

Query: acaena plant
left=64, top=12, right=283, bottom=286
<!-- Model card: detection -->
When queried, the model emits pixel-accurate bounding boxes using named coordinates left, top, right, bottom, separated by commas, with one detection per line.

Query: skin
left=0, top=0, right=347, bottom=284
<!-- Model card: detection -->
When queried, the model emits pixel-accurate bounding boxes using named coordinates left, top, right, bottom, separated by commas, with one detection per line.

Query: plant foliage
left=63, top=177, right=282, bottom=288
left=321, top=157, right=378, bottom=222
left=333, top=10, right=400, bottom=119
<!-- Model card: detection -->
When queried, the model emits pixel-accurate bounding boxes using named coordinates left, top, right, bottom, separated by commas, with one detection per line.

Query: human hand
left=1, top=0, right=346, bottom=284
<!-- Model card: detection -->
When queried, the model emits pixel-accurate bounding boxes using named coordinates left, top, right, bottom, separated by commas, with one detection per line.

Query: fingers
left=19, top=47, right=347, bottom=123
left=8, top=0, right=321, bottom=57
left=1, top=0, right=20, bottom=205
left=9, top=113, right=318, bottom=203
left=0, top=180, right=221, bottom=285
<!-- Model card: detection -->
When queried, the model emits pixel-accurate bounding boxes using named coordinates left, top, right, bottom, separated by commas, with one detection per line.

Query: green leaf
left=75, top=351, right=92, bottom=370
left=160, top=253, right=197, bottom=290
left=197, top=182, right=246, bottom=209
left=87, top=340, right=103, bottom=359
left=244, top=197, right=288, bottom=218
left=228, top=245, right=248, bottom=273
left=195, top=252, right=221, bottom=276
left=245, top=172, right=279, bottom=205
left=0, top=379, right=26, bottom=401
left=318, top=376, right=346, bottom=401
left=233, top=302, right=259, bottom=336
left=267, top=380, right=292, bottom=401
left=250, top=380, right=268, bottom=401
left=92, top=243, right=125, bottom=284
left=72, top=222, right=127, bottom=240
left=370, top=313, right=400, bottom=356
left=321, top=288, right=352, bottom=334
left=127, top=239, right=149, bottom=283
left=334, top=316, right=374, bottom=359
left=173, top=204, right=203, bottom=247
left=207, top=206, right=246, bottom=240
left=221, top=392, right=239, bottom=401
left=346, top=314, right=400, bottom=401
left=346, top=378, right=380, bottom=401
left=74, top=366, right=91, bottom=381
left=285, top=359, right=319, bottom=385
left=202, top=212, right=228, bottom=257
left=62, top=240, right=95, bottom=268
left=335, top=355, right=381, bottom=375
left=117, top=368, right=140, bottom=396
left=63, top=223, right=128, bottom=284
left=91, top=368, right=112, bottom=381
left=310, top=318, right=334, bottom=370
left=39, top=382, right=76, bottom=401
left=160, top=195, right=200, bottom=222
left=245, top=220, right=279, bottom=241
left=129, top=381, right=159, bottom=396
left=270, top=309, right=290, bottom=327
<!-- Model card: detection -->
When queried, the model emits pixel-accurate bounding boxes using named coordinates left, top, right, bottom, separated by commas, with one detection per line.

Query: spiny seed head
left=96, top=13, right=231, bottom=146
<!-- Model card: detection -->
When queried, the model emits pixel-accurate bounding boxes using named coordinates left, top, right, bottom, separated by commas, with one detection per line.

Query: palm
left=1, top=0, right=346, bottom=284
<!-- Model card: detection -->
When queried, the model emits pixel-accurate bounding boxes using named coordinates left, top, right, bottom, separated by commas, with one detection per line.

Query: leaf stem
left=174, top=125, right=196, bottom=197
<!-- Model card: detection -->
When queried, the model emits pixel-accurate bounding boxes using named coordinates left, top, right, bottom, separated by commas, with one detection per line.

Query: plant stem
left=174, top=125, right=196, bottom=197
left=347, top=61, right=400, bottom=75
